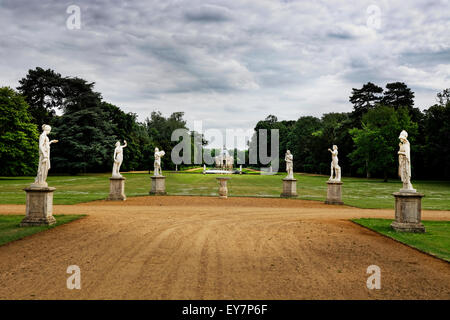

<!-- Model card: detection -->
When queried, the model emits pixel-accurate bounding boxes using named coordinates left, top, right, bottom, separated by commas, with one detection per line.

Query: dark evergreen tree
left=349, top=82, right=383, bottom=127
left=17, top=67, right=65, bottom=127
left=349, top=106, right=417, bottom=181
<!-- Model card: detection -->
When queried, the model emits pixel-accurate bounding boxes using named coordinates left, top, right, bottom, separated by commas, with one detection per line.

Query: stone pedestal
left=21, top=186, right=56, bottom=226
left=325, top=181, right=343, bottom=205
left=216, top=177, right=230, bottom=199
left=391, top=191, right=425, bottom=233
left=150, top=176, right=166, bottom=195
left=281, top=178, right=298, bottom=198
left=108, top=177, right=126, bottom=201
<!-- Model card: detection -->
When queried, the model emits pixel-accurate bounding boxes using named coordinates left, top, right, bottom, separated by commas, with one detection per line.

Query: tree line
left=250, top=83, right=450, bottom=180
left=1, top=67, right=449, bottom=180
left=0, top=67, right=198, bottom=175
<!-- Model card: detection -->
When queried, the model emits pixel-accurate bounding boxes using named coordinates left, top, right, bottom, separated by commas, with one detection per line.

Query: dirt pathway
left=0, top=196, right=449, bottom=299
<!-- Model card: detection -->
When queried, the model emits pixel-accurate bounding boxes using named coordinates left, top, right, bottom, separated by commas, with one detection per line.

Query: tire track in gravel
left=0, top=197, right=448, bottom=299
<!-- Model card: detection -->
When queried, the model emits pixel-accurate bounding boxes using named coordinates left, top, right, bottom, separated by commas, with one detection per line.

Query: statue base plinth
left=281, top=178, right=298, bottom=198
left=21, top=186, right=56, bottom=226
left=391, top=191, right=425, bottom=233
left=216, top=177, right=230, bottom=199
left=325, top=181, right=343, bottom=205
left=150, top=176, right=166, bottom=195
left=108, top=177, right=126, bottom=201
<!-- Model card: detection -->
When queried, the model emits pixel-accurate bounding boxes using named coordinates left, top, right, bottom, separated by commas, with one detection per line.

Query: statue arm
left=123, top=140, right=127, bottom=148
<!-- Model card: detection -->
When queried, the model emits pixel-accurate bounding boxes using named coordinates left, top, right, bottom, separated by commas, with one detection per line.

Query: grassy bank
left=0, top=215, right=85, bottom=247
left=353, top=218, right=450, bottom=262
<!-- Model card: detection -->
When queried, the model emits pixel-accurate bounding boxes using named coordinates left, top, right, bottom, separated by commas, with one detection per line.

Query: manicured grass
left=0, top=215, right=85, bottom=247
left=0, top=172, right=449, bottom=210
left=353, top=218, right=450, bottom=262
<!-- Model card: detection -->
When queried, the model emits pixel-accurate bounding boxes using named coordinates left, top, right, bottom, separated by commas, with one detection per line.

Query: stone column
left=325, top=181, right=343, bottom=205
left=150, top=176, right=166, bottom=195
left=21, top=186, right=56, bottom=226
left=108, top=177, right=126, bottom=201
left=281, top=178, right=298, bottom=198
left=216, top=177, right=230, bottom=199
left=391, top=192, right=425, bottom=232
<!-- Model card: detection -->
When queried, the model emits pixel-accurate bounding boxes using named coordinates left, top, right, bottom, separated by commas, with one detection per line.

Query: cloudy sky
left=1, top=0, right=449, bottom=148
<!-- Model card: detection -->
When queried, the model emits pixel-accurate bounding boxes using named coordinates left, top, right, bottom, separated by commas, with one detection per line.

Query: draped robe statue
left=33, top=124, right=58, bottom=187
left=285, top=150, right=294, bottom=179
left=398, top=130, right=414, bottom=191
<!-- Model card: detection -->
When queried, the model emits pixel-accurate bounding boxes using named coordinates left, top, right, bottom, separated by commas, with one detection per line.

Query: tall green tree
left=382, top=82, right=415, bottom=110
left=349, top=82, right=383, bottom=127
left=145, top=111, right=190, bottom=170
left=17, top=67, right=65, bottom=127
left=50, top=80, right=117, bottom=174
left=421, top=96, right=450, bottom=179
left=310, top=112, right=353, bottom=175
left=100, top=102, right=153, bottom=171
left=349, top=105, right=418, bottom=181
left=286, top=116, right=322, bottom=173
left=0, top=87, right=38, bottom=176
left=250, top=115, right=295, bottom=170
left=436, top=88, right=450, bottom=105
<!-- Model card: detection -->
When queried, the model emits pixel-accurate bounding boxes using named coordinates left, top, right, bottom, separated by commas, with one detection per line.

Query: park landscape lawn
left=0, top=172, right=449, bottom=209
left=353, top=218, right=450, bottom=262
left=0, top=215, right=84, bottom=247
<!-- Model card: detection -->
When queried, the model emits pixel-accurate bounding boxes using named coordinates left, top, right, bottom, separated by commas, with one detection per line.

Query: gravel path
left=0, top=196, right=449, bottom=299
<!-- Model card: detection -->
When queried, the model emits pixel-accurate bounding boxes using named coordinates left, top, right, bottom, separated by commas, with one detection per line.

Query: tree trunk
left=366, top=159, right=370, bottom=178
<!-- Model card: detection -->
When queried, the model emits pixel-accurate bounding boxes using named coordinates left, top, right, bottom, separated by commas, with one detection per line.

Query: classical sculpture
left=398, top=130, right=414, bottom=191
left=112, top=140, right=127, bottom=178
left=328, top=145, right=341, bottom=182
left=32, top=124, right=58, bottom=187
left=154, top=147, right=165, bottom=176
left=285, top=150, right=294, bottom=179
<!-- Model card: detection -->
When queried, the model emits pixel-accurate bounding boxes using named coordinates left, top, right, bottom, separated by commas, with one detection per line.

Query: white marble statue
left=32, top=124, right=58, bottom=187
left=285, top=150, right=294, bottom=179
left=112, top=140, right=127, bottom=178
left=328, top=145, right=341, bottom=182
left=398, top=130, right=415, bottom=191
left=154, top=147, right=165, bottom=176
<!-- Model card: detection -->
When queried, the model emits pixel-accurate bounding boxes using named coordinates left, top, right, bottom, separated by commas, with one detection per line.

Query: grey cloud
left=0, top=0, right=449, bottom=138
left=401, top=49, right=450, bottom=67
left=184, top=4, right=233, bottom=22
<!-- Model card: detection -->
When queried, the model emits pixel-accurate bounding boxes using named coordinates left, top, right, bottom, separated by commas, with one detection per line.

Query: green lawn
left=0, top=215, right=85, bottom=247
left=353, top=218, right=450, bottom=262
left=0, top=172, right=449, bottom=210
